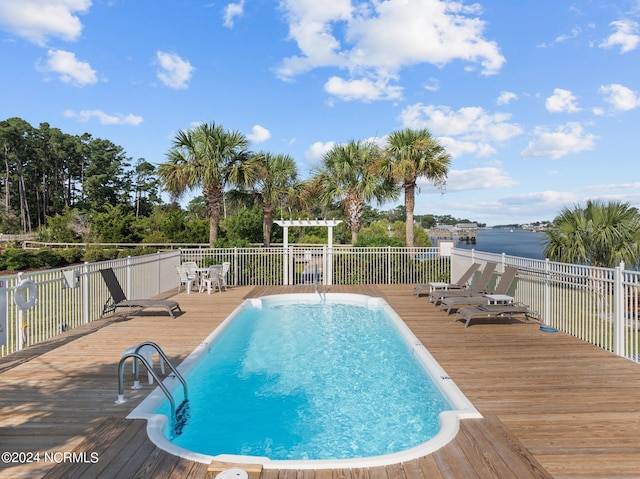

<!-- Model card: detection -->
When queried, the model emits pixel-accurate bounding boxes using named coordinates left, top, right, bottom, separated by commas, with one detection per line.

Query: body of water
left=444, top=229, right=547, bottom=260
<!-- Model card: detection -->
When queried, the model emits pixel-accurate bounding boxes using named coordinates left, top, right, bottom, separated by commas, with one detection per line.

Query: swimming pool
left=128, top=293, right=481, bottom=469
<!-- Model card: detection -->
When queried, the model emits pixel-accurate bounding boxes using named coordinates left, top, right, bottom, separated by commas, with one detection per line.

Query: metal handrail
left=116, top=352, right=177, bottom=420
left=132, top=341, right=188, bottom=400
left=116, top=342, right=189, bottom=429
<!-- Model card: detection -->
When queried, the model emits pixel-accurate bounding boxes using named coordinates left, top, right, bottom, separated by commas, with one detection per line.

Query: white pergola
left=274, top=219, right=343, bottom=285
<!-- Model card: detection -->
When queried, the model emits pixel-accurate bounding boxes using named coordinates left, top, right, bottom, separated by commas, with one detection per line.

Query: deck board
left=1, top=284, right=640, bottom=478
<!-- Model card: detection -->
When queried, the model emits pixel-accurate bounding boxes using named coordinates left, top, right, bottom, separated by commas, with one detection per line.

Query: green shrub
left=83, top=248, right=120, bottom=262
left=3, top=248, right=40, bottom=271
left=59, top=248, right=84, bottom=264
left=35, top=248, right=66, bottom=268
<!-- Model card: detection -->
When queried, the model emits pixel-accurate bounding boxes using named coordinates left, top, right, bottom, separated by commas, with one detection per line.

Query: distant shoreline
left=434, top=229, right=546, bottom=260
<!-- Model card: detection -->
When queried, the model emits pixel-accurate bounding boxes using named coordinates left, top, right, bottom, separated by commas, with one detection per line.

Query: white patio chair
left=200, top=265, right=223, bottom=294
left=182, top=261, right=200, bottom=290
left=176, top=264, right=196, bottom=293
left=220, top=261, right=230, bottom=290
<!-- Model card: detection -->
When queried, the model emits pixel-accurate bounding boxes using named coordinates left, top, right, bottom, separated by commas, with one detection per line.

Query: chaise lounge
left=428, top=262, right=497, bottom=305
left=454, top=302, right=539, bottom=327
left=439, top=266, right=519, bottom=314
left=413, top=262, right=480, bottom=297
left=100, top=268, right=182, bottom=319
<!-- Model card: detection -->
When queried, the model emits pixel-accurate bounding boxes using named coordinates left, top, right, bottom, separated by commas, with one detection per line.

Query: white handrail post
left=544, top=259, right=551, bottom=326
left=83, top=262, right=90, bottom=324
left=613, top=262, right=625, bottom=357
left=387, top=246, right=391, bottom=285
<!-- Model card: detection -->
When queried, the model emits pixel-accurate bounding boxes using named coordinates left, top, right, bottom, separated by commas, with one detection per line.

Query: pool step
left=209, top=461, right=263, bottom=479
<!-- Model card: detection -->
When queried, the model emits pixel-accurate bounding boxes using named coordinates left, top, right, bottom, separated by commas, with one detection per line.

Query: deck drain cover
left=216, top=469, right=249, bottom=479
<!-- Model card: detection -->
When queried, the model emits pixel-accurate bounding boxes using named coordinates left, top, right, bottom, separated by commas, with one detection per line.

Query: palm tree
left=544, top=200, right=640, bottom=267
left=377, top=128, right=451, bottom=247
left=309, top=140, right=398, bottom=244
left=157, top=122, right=255, bottom=244
left=249, top=152, right=299, bottom=247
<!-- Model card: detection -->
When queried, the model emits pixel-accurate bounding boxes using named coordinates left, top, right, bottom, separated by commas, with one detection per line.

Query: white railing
left=0, top=250, right=181, bottom=358
left=3, top=246, right=640, bottom=365
left=179, top=246, right=449, bottom=286
left=448, top=249, right=640, bottom=363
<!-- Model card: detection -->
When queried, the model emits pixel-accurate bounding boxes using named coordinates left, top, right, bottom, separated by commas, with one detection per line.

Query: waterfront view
left=450, top=228, right=546, bottom=260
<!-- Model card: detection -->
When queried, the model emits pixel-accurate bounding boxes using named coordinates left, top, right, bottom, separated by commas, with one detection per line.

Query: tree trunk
left=3, top=143, right=10, bottom=212
left=346, top=195, right=364, bottom=244
left=204, top=182, right=224, bottom=245
left=263, top=203, right=275, bottom=247
left=404, top=183, right=416, bottom=247
left=16, top=160, right=31, bottom=233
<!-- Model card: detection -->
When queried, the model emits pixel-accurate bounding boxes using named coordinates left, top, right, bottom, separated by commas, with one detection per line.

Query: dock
left=428, top=223, right=478, bottom=244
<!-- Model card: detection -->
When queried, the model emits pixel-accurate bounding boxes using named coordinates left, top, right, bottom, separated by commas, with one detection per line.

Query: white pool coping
left=127, top=293, right=482, bottom=470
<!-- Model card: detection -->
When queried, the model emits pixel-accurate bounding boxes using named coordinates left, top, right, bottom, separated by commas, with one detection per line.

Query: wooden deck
left=1, top=284, right=639, bottom=478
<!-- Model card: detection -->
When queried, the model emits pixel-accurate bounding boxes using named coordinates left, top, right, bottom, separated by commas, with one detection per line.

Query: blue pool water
left=130, top=294, right=481, bottom=469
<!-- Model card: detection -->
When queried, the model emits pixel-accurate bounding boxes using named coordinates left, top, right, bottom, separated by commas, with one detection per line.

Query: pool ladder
left=116, top=341, right=188, bottom=430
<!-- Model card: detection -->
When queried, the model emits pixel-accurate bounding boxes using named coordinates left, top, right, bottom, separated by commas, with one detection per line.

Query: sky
left=1, top=0, right=640, bottom=226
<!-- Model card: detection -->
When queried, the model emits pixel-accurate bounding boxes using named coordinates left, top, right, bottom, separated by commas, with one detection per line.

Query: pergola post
left=282, top=225, right=290, bottom=285
left=274, top=219, right=342, bottom=286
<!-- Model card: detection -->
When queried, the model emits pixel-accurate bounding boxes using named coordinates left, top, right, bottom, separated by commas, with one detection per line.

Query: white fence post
left=126, top=256, right=132, bottom=299
left=544, top=259, right=551, bottom=326
left=157, top=251, right=161, bottom=295
left=83, top=262, right=90, bottom=324
left=16, top=272, right=24, bottom=351
left=233, top=247, right=238, bottom=287
left=614, top=262, right=625, bottom=357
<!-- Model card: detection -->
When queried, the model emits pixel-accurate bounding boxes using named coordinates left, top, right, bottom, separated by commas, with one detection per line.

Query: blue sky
left=1, top=0, right=640, bottom=226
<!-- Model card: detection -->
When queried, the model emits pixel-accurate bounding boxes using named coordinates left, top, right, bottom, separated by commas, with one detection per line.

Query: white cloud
left=599, top=83, right=640, bottom=111
left=496, top=91, right=517, bottom=105
left=0, top=0, right=91, bottom=46
left=400, top=104, right=523, bottom=144
left=305, top=141, right=335, bottom=164
left=555, top=27, right=581, bottom=44
left=247, top=124, right=271, bottom=143
left=499, top=191, right=579, bottom=209
left=599, top=19, right=640, bottom=53
left=223, top=0, right=245, bottom=28
left=324, top=75, right=403, bottom=101
left=545, top=88, right=580, bottom=113
left=276, top=0, right=505, bottom=101
left=63, top=109, right=143, bottom=126
left=156, top=51, right=194, bottom=89
left=437, top=137, right=496, bottom=158
left=38, top=49, right=97, bottom=86
left=521, top=122, right=597, bottom=159
left=423, top=78, right=440, bottom=92
left=446, top=167, right=518, bottom=192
